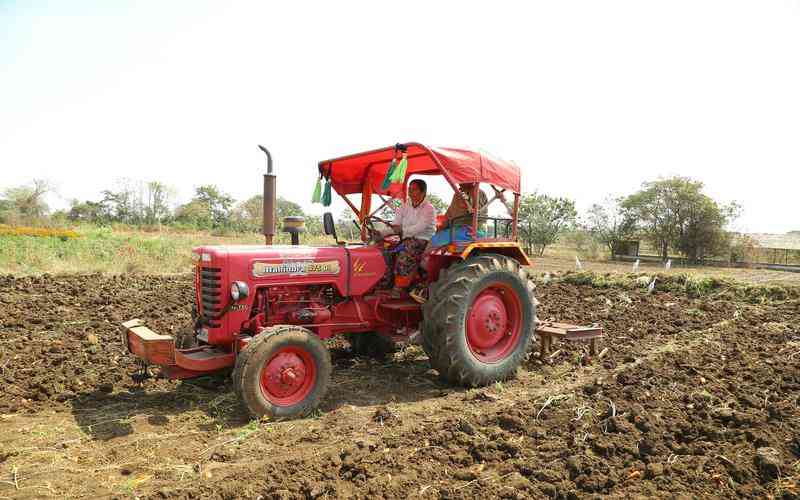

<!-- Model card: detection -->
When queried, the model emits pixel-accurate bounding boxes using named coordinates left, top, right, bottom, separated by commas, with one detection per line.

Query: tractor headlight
left=230, top=281, right=249, bottom=302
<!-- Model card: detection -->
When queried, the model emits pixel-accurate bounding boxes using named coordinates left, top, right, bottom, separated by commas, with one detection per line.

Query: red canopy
left=318, top=143, right=521, bottom=197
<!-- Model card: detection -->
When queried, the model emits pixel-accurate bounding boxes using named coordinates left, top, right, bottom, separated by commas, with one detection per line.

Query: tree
left=175, top=199, right=213, bottom=229
left=233, top=195, right=305, bottom=233
left=276, top=197, right=303, bottom=222
left=237, top=195, right=263, bottom=230
left=517, top=192, right=577, bottom=256
left=622, top=176, right=739, bottom=263
left=675, top=198, right=740, bottom=262
left=0, top=179, right=53, bottom=224
left=143, top=181, right=174, bottom=225
left=191, top=185, right=235, bottom=228
left=584, top=197, right=637, bottom=258
left=94, top=179, right=175, bottom=225
left=728, top=233, right=759, bottom=264
left=100, top=178, right=144, bottom=224
left=68, top=199, right=109, bottom=223
left=304, top=215, right=323, bottom=238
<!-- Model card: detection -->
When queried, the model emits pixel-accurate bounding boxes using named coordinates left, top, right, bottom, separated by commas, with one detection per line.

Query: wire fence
left=613, top=246, right=800, bottom=272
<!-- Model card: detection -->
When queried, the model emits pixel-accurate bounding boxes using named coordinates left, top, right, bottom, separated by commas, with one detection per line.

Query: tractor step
left=535, top=321, right=604, bottom=357
left=379, top=299, right=421, bottom=312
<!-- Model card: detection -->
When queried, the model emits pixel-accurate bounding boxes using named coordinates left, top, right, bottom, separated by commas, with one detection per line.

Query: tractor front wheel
left=233, top=326, right=332, bottom=420
left=422, top=254, right=536, bottom=386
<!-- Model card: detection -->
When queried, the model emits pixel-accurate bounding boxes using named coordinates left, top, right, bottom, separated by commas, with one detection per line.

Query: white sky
left=1, top=1, right=798, bottom=233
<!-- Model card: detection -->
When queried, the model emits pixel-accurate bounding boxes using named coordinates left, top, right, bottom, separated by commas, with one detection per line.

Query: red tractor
left=123, top=142, right=601, bottom=419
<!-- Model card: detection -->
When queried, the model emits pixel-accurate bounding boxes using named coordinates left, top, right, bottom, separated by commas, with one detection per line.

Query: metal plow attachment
left=534, top=320, right=604, bottom=359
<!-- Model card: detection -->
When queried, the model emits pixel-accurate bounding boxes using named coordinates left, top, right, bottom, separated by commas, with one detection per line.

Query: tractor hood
left=192, top=244, right=386, bottom=297
left=193, top=244, right=347, bottom=281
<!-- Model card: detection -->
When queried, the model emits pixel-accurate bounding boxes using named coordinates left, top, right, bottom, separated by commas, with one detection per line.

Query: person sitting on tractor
left=388, top=179, right=436, bottom=297
left=430, top=183, right=488, bottom=247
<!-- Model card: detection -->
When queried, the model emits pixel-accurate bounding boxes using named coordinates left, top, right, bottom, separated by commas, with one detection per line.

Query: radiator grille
left=199, top=267, right=222, bottom=328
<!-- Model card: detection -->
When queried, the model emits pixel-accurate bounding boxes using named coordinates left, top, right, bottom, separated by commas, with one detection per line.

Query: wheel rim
left=260, top=347, right=316, bottom=406
left=466, top=282, right=522, bottom=363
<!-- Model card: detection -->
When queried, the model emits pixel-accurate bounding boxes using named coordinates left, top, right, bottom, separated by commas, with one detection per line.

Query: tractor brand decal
left=252, top=260, right=340, bottom=277
left=230, top=304, right=248, bottom=312
left=352, top=258, right=377, bottom=277
left=353, top=259, right=366, bottom=273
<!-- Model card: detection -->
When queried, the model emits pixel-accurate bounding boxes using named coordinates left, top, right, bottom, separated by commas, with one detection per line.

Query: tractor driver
left=387, top=179, right=436, bottom=298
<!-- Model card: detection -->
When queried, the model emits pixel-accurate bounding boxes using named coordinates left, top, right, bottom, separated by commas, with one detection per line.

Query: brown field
left=1, top=265, right=799, bottom=499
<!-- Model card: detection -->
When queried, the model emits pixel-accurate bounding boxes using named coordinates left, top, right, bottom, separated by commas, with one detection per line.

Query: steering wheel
left=363, top=216, right=399, bottom=245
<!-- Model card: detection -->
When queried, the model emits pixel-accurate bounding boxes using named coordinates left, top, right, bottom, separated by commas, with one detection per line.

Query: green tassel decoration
left=390, top=154, right=408, bottom=182
left=381, top=158, right=397, bottom=191
left=311, top=177, right=322, bottom=203
left=322, top=179, right=332, bottom=207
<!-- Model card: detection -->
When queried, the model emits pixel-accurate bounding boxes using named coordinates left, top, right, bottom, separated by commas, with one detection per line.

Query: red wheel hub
left=466, top=283, right=522, bottom=363
left=260, top=347, right=316, bottom=406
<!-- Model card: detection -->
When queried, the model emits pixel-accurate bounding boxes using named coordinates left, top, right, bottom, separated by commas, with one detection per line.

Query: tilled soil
left=0, top=274, right=798, bottom=499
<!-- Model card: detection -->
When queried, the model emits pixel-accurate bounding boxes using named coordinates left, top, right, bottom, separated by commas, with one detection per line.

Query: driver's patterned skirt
left=393, top=237, right=428, bottom=288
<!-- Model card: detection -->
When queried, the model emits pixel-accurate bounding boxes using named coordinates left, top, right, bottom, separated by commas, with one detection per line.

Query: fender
left=459, top=242, right=531, bottom=266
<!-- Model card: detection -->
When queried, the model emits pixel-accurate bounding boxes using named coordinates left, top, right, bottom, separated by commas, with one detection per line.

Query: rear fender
left=459, top=242, right=531, bottom=266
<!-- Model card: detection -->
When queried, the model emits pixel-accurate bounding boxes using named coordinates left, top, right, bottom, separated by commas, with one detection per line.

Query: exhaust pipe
left=258, top=145, right=276, bottom=245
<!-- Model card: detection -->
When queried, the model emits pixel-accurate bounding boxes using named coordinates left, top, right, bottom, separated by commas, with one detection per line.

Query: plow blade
left=535, top=321, right=604, bottom=358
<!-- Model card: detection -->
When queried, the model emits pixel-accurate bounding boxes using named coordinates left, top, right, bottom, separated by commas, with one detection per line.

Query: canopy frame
left=317, top=143, right=521, bottom=243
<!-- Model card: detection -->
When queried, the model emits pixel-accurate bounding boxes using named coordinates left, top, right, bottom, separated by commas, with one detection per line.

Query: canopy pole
left=471, top=183, right=480, bottom=237
left=341, top=194, right=361, bottom=221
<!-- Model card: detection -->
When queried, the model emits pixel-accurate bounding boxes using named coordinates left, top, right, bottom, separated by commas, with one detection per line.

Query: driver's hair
left=409, top=179, right=427, bottom=194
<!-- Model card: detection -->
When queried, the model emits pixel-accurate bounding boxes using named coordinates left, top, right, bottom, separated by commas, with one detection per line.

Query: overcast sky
left=1, top=1, right=798, bottom=233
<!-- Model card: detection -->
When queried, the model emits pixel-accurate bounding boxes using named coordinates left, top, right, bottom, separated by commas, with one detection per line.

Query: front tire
left=233, top=326, right=332, bottom=420
left=422, top=254, right=536, bottom=386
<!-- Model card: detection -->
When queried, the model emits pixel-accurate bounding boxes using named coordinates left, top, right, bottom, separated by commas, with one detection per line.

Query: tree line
left=0, top=178, right=305, bottom=234
left=518, top=176, right=746, bottom=264
left=1, top=176, right=752, bottom=263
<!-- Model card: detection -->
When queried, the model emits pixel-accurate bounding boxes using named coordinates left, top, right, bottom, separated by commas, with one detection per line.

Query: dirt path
left=1, top=274, right=798, bottom=498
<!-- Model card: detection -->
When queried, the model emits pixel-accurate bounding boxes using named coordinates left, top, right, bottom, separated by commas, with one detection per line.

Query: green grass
left=0, top=225, right=331, bottom=275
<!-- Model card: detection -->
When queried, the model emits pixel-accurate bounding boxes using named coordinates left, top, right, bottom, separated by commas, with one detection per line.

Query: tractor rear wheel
left=422, top=254, right=536, bottom=386
left=233, top=326, right=332, bottom=420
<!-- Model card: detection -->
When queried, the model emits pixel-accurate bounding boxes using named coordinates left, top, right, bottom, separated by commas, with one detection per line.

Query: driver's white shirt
left=394, top=198, right=436, bottom=240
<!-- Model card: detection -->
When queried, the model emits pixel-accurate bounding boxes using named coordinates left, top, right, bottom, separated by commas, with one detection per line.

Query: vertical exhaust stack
left=258, top=145, right=276, bottom=245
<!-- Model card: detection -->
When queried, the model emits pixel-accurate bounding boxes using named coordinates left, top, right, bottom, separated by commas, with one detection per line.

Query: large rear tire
left=233, top=326, right=332, bottom=420
left=421, top=254, right=537, bottom=386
